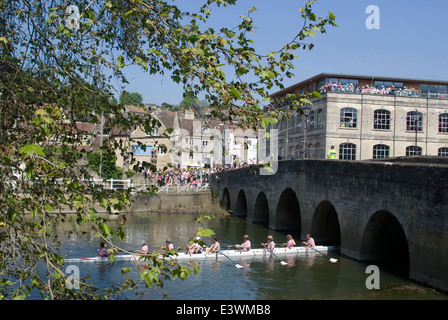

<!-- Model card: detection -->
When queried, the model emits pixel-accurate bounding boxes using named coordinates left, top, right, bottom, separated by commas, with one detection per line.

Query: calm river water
left=57, top=211, right=447, bottom=301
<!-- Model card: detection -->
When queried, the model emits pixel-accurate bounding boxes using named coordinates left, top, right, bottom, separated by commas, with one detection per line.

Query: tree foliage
left=119, top=91, right=143, bottom=106
left=0, top=0, right=336, bottom=299
left=88, top=150, right=123, bottom=179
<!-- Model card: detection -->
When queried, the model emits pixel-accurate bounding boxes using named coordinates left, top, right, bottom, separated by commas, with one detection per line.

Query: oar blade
left=235, top=264, right=244, bottom=269
left=329, top=258, right=338, bottom=263
left=280, top=261, right=288, bottom=266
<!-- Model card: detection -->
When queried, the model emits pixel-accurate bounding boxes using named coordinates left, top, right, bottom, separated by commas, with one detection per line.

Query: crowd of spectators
left=319, top=81, right=421, bottom=97
left=143, top=161, right=258, bottom=189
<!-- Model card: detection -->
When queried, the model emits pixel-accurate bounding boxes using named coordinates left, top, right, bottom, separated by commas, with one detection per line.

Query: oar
left=262, top=245, right=288, bottom=265
left=303, top=242, right=338, bottom=263
left=218, top=250, right=244, bottom=269
left=314, top=247, right=338, bottom=263
left=270, top=250, right=289, bottom=265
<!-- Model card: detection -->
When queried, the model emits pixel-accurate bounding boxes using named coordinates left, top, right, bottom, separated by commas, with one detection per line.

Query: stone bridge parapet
left=210, top=157, right=448, bottom=292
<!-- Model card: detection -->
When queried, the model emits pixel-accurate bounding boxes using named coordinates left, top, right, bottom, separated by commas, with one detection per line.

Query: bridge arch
left=274, top=188, right=300, bottom=231
left=221, top=187, right=230, bottom=211
left=310, top=200, right=341, bottom=246
left=234, top=189, right=248, bottom=218
left=253, top=191, right=269, bottom=225
left=360, top=210, right=410, bottom=276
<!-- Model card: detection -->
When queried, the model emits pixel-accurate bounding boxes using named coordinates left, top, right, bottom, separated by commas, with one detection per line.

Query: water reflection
left=56, top=211, right=448, bottom=300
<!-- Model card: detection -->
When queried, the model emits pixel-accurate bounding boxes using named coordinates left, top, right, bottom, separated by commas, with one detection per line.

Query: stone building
left=270, top=73, right=448, bottom=160
left=113, top=105, right=179, bottom=171
left=175, top=111, right=257, bottom=169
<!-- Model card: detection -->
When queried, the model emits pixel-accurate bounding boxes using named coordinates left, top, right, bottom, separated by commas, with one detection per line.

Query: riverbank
left=53, top=191, right=226, bottom=217
left=131, top=191, right=227, bottom=215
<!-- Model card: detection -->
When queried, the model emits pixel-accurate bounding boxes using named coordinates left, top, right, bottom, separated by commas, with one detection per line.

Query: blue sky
left=120, top=0, right=448, bottom=105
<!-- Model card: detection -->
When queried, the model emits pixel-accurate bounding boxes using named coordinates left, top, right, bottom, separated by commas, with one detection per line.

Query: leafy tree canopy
left=0, top=0, right=336, bottom=299
left=119, top=91, right=143, bottom=106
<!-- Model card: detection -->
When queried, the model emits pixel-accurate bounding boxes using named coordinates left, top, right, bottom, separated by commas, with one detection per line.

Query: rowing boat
left=64, top=246, right=335, bottom=263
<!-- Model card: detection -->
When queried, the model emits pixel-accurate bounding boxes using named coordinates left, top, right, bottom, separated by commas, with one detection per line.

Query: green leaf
left=228, top=86, right=241, bottom=99
left=312, top=91, right=322, bottom=99
left=99, top=222, right=112, bottom=238
left=260, top=117, right=278, bottom=129
left=0, top=36, right=9, bottom=45
left=116, top=227, right=125, bottom=241
left=194, top=47, right=205, bottom=58
left=117, top=55, right=125, bottom=69
left=121, top=267, right=132, bottom=274
left=109, top=253, right=116, bottom=262
left=259, top=69, right=275, bottom=80
left=20, top=144, right=46, bottom=157
left=302, top=29, right=316, bottom=37
left=194, top=264, right=200, bottom=275
left=267, top=51, right=277, bottom=59
left=202, top=228, right=215, bottom=237
left=141, top=60, right=148, bottom=72
left=123, top=9, right=135, bottom=19
left=2, top=155, right=11, bottom=165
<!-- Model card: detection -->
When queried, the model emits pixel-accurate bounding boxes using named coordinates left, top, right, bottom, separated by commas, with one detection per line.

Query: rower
left=138, top=241, right=149, bottom=254
left=188, top=236, right=203, bottom=254
left=205, top=237, right=220, bottom=254
left=303, top=234, right=315, bottom=248
left=165, top=238, right=174, bottom=251
left=97, top=242, right=111, bottom=258
left=235, top=235, right=251, bottom=251
left=283, top=234, right=296, bottom=248
left=262, top=235, right=275, bottom=251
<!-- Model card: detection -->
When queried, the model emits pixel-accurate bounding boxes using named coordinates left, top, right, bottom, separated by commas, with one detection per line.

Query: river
left=56, top=210, right=447, bottom=301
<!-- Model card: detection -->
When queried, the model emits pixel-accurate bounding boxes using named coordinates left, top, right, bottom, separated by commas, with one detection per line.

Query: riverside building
left=269, top=73, right=448, bottom=160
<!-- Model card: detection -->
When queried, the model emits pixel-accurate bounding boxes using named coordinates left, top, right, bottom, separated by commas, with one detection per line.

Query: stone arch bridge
left=210, top=157, right=448, bottom=292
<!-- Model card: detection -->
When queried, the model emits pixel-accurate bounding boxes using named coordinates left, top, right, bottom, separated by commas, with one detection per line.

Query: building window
left=339, top=143, right=356, bottom=160
left=421, top=84, right=448, bottom=98
left=406, top=146, right=422, bottom=156
left=309, top=111, right=315, bottom=130
left=374, top=81, right=404, bottom=89
left=438, top=147, right=448, bottom=156
left=439, top=113, right=448, bottom=133
left=147, top=128, right=158, bottom=136
left=295, top=115, right=302, bottom=133
left=340, top=108, right=357, bottom=128
left=317, top=109, right=323, bottom=129
left=374, top=110, right=391, bottom=130
left=373, top=144, right=390, bottom=159
left=406, top=111, right=423, bottom=132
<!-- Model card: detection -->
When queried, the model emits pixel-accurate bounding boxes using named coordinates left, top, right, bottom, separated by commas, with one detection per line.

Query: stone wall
left=131, top=191, right=224, bottom=214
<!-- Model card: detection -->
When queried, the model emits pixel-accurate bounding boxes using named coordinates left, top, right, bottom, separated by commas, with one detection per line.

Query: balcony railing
left=318, top=82, right=448, bottom=99
left=319, top=86, right=426, bottom=98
